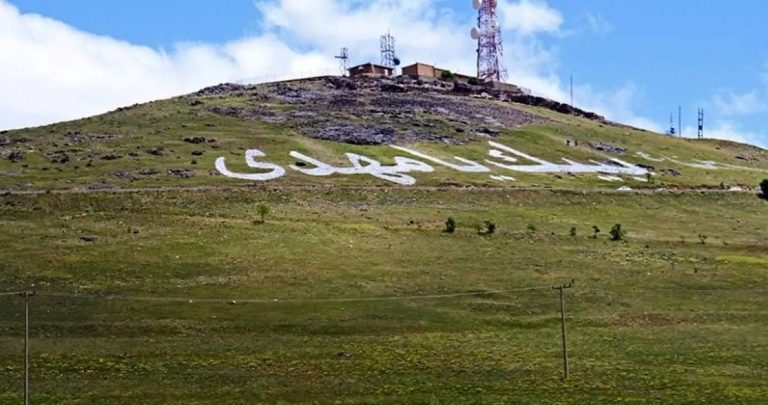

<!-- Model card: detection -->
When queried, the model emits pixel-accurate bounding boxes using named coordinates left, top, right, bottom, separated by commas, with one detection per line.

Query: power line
left=0, top=291, right=26, bottom=297
left=36, top=286, right=554, bottom=304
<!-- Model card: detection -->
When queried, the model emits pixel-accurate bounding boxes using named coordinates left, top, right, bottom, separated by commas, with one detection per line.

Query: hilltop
left=1, top=75, right=766, bottom=193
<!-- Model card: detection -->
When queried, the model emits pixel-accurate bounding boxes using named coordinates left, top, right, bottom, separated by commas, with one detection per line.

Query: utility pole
left=553, top=282, right=573, bottom=380
left=678, top=105, right=682, bottom=138
left=570, top=75, right=573, bottom=106
left=19, top=290, right=35, bottom=405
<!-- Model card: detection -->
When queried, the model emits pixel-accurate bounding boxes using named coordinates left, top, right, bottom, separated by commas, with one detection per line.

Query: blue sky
left=2, top=0, right=767, bottom=146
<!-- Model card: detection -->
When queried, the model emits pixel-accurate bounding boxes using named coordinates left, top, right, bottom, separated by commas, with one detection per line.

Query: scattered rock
left=326, top=76, right=357, bottom=91
left=380, top=83, right=407, bottom=93
left=591, top=143, right=627, bottom=155
left=101, top=154, right=122, bottom=161
left=139, top=168, right=160, bottom=176
left=67, top=132, right=121, bottom=143
left=660, top=168, right=682, bottom=177
left=0, top=136, right=30, bottom=146
left=637, top=164, right=656, bottom=172
left=113, top=171, right=135, bottom=180
left=80, top=236, right=99, bottom=243
left=195, top=83, right=246, bottom=97
left=191, top=151, right=204, bottom=156
left=184, top=136, right=208, bottom=144
left=311, top=125, right=396, bottom=145
left=475, top=127, right=501, bottom=137
left=5, top=151, right=25, bottom=162
left=168, top=168, right=195, bottom=178
left=130, top=227, right=140, bottom=234
left=47, top=152, right=70, bottom=164
left=87, top=182, right=117, bottom=190
left=189, top=100, right=204, bottom=106
left=147, top=147, right=165, bottom=156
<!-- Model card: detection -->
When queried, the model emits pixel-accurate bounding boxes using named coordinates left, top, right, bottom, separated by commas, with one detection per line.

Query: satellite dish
left=470, top=27, right=480, bottom=40
left=393, top=57, right=401, bottom=66
left=472, top=0, right=483, bottom=10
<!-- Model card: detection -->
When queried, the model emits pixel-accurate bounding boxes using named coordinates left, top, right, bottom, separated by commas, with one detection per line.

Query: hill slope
left=1, top=75, right=766, bottom=192
left=0, top=76, right=767, bottom=403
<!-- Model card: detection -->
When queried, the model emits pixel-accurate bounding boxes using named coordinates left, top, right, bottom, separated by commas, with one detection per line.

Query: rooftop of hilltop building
left=348, top=61, right=529, bottom=96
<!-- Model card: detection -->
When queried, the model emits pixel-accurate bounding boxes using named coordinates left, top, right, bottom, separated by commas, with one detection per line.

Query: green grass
left=0, top=188, right=766, bottom=403
left=1, top=79, right=766, bottom=191
left=1, top=79, right=767, bottom=402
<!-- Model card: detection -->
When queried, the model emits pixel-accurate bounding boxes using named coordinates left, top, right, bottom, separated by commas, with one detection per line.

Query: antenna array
left=335, top=47, right=350, bottom=76
left=472, top=0, right=507, bottom=82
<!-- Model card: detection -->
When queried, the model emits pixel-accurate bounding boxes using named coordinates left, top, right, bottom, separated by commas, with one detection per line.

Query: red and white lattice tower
left=472, top=0, right=507, bottom=82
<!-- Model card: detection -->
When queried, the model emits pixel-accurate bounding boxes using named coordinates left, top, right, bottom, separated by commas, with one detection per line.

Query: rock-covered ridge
left=191, top=75, right=607, bottom=145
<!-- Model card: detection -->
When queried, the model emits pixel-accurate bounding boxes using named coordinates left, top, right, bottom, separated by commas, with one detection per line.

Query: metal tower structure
left=335, top=47, right=349, bottom=76
left=473, top=0, right=507, bottom=82
left=380, top=32, right=397, bottom=69
left=697, top=108, right=704, bottom=139
left=668, top=112, right=676, bottom=136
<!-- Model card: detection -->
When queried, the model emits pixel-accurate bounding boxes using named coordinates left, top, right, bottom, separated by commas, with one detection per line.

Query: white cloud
left=497, top=0, right=563, bottom=36
left=0, top=0, right=663, bottom=139
left=712, top=90, right=766, bottom=116
left=584, top=12, right=613, bottom=36
left=0, top=1, right=336, bottom=130
left=682, top=121, right=766, bottom=148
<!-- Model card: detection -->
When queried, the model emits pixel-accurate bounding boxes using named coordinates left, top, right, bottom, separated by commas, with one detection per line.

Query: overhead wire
left=35, top=285, right=554, bottom=304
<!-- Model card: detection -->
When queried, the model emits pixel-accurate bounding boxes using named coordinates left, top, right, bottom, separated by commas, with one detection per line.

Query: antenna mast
left=697, top=108, right=704, bottom=139
left=668, top=112, right=676, bottom=136
left=473, top=0, right=507, bottom=82
left=335, top=47, right=350, bottom=76
left=380, top=32, right=399, bottom=72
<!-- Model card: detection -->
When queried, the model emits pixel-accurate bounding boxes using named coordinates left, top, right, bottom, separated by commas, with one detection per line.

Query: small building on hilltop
left=401, top=62, right=474, bottom=84
left=348, top=63, right=394, bottom=78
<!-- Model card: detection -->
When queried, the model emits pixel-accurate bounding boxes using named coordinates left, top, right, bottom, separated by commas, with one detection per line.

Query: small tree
left=591, top=225, right=601, bottom=239
left=440, top=70, right=454, bottom=81
left=255, top=202, right=271, bottom=224
left=444, top=217, right=456, bottom=234
left=569, top=226, right=577, bottom=237
left=760, top=179, right=768, bottom=199
left=609, top=224, right=626, bottom=241
left=481, top=220, right=496, bottom=235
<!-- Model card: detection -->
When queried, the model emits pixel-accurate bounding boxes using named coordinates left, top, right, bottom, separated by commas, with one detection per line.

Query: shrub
left=444, top=217, right=456, bottom=233
left=760, top=179, right=768, bottom=198
left=440, top=70, right=454, bottom=80
left=255, top=202, right=271, bottom=223
left=569, top=226, right=577, bottom=237
left=609, top=224, right=626, bottom=241
left=483, top=220, right=496, bottom=235
left=591, top=225, right=601, bottom=239
left=527, top=224, right=537, bottom=233
left=698, top=234, right=708, bottom=245
left=467, top=77, right=479, bottom=86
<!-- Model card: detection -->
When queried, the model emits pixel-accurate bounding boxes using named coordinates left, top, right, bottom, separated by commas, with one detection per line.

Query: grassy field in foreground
left=0, top=188, right=766, bottom=403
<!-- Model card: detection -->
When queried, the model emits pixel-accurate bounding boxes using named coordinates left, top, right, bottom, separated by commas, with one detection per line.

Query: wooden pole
left=553, top=283, right=572, bottom=380
left=20, top=290, right=34, bottom=405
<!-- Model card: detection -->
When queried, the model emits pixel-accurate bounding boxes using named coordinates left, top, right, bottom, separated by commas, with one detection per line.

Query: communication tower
left=380, top=32, right=400, bottom=71
left=668, top=112, right=676, bottom=136
left=697, top=108, right=704, bottom=139
left=335, top=47, right=350, bottom=76
left=472, top=0, right=507, bottom=82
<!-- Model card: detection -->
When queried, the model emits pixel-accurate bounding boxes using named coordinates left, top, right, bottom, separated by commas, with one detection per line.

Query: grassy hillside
left=0, top=77, right=767, bottom=403
left=0, top=189, right=766, bottom=402
left=1, top=76, right=766, bottom=191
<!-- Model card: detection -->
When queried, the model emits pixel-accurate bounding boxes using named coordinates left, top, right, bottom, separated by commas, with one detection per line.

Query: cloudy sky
left=1, top=0, right=767, bottom=147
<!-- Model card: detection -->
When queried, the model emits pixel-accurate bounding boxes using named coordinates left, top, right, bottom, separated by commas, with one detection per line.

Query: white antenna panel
left=472, top=0, right=483, bottom=10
